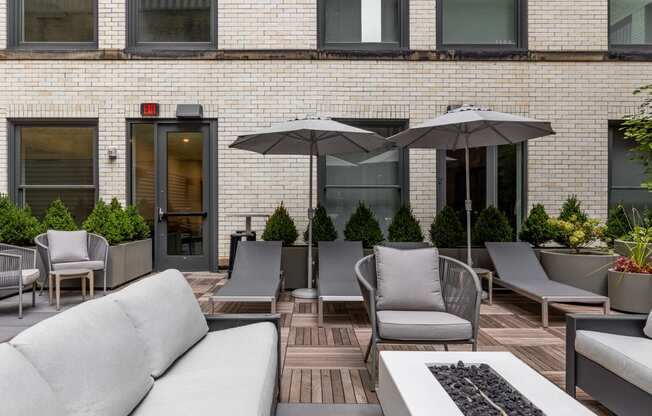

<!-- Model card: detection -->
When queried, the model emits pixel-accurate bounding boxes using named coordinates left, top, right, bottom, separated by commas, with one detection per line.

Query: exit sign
left=140, top=103, right=159, bottom=117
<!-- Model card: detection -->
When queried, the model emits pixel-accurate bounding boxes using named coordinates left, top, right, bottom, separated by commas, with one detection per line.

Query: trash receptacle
left=228, top=231, right=256, bottom=278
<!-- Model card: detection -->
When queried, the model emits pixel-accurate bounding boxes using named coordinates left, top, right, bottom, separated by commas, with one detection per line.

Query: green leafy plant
left=558, top=195, right=588, bottom=223
left=430, top=206, right=465, bottom=248
left=519, top=204, right=554, bottom=247
left=0, top=194, right=43, bottom=246
left=548, top=216, right=603, bottom=254
left=262, top=202, right=299, bottom=246
left=603, top=204, right=632, bottom=244
left=41, top=199, right=77, bottom=231
left=621, top=84, right=652, bottom=191
left=303, top=205, right=337, bottom=244
left=613, top=226, right=652, bottom=274
left=83, top=200, right=124, bottom=245
left=387, top=205, right=424, bottom=242
left=473, top=206, right=513, bottom=244
left=343, top=202, right=384, bottom=249
left=110, top=198, right=135, bottom=242
left=126, top=205, right=151, bottom=240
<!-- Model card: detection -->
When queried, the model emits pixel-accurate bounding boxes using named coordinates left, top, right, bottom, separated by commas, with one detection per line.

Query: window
left=609, top=125, right=652, bottom=211
left=10, top=121, right=97, bottom=222
left=129, top=0, right=215, bottom=50
left=437, top=144, right=526, bottom=236
left=609, top=0, right=652, bottom=50
left=9, top=0, right=97, bottom=49
left=319, top=0, right=408, bottom=50
left=437, top=0, right=526, bottom=50
left=319, top=120, right=408, bottom=235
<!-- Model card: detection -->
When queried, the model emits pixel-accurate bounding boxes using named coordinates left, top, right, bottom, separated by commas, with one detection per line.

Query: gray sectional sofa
left=0, top=269, right=280, bottom=416
left=566, top=313, right=652, bottom=416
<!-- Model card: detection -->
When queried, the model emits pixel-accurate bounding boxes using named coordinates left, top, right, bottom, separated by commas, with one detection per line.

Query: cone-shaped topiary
left=262, top=202, right=299, bottom=246
left=603, top=204, right=632, bottom=244
left=518, top=204, right=553, bottom=247
left=0, top=194, right=43, bottom=246
left=41, top=199, right=77, bottom=231
left=83, top=200, right=123, bottom=245
left=126, top=205, right=151, bottom=240
left=559, top=195, right=588, bottom=223
left=387, top=205, right=424, bottom=242
left=110, top=198, right=135, bottom=242
left=304, top=205, right=337, bottom=244
left=473, top=206, right=513, bottom=244
left=430, top=206, right=465, bottom=248
left=344, top=202, right=384, bottom=249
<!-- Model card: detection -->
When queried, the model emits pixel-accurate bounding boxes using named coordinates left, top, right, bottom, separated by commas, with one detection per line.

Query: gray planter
left=540, top=250, right=618, bottom=296
left=100, top=239, right=153, bottom=289
left=614, top=239, right=652, bottom=258
left=608, top=269, right=652, bottom=313
left=281, top=245, right=309, bottom=290
left=436, top=247, right=493, bottom=269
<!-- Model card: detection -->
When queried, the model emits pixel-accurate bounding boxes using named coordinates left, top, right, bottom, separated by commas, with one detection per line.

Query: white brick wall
left=0, top=0, right=6, bottom=50
left=409, top=0, right=437, bottom=50
left=98, top=0, right=126, bottom=49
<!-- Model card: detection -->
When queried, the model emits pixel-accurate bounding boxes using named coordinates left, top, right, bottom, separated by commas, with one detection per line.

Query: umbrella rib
left=522, top=122, right=555, bottom=135
left=485, top=122, right=515, bottom=145
left=261, top=135, right=288, bottom=155
left=402, top=126, right=438, bottom=148
left=339, top=132, right=373, bottom=152
left=229, top=133, right=264, bottom=148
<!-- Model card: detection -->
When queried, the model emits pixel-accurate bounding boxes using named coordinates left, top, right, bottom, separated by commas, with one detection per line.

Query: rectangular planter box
left=99, top=239, right=153, bottom=289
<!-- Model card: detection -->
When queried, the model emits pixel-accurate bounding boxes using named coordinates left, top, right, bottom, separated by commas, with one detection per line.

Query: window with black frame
left=11, top=122, right=97, bottom=222
left=319, top=120, right=408, bottom=235
left=437, top=0, right=525, bottom=50
left=129, top=0, right=215, bottom=49
left=609, top=126, right=652, bottom=211
left=319, top=0, right=407, bottom=50
left=609, top=0, right=652, bottom=50
left=9, top=0, right=97, bottom=49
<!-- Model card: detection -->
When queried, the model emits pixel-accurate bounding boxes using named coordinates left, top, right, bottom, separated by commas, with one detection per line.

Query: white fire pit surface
left=378, top=351, right=595, bottom=416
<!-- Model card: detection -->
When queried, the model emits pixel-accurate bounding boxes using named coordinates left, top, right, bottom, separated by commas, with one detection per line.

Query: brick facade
left=0, top=1, right=648, bottom=261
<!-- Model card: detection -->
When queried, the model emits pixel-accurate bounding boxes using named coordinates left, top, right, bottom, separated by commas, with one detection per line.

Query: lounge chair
left=211, top=240, right=282, bottom=313
left=317, top=241, right=365, bottom=326
left=485, top=242, right=610, bottom=327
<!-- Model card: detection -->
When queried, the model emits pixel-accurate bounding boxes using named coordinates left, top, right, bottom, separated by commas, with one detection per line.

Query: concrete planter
left=608, top=269, right=652, bottom=313
left=100, top=239, right=153, bottom=289
left=614, top=239, right=652, bottom=258
left=436, top=247, right=493, bottom=269
left=540, top=250, right=618, bottom=296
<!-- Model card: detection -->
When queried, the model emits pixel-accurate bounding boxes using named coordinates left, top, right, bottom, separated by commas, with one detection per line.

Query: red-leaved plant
left=613, top=226, right=652, bottom=275
left=613, top=256, right=652, bottom=274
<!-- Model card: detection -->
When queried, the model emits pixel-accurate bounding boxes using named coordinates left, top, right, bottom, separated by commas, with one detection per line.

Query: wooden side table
left=49, top=269, right=94, bottom=311
left=473, top=267, right=493, bottom=305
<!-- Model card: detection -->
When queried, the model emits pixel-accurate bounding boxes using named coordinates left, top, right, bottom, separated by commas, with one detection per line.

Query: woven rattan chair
left=0, top=244, right=39, bottom=318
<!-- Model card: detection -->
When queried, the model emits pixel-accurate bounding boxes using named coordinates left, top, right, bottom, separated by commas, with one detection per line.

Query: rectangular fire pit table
left=378, top=351, right=595, bottom=416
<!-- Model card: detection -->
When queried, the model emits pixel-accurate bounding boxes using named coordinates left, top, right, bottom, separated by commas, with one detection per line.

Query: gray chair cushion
left=376, top=310, right=472, bottom=341
left=374, top=246, right=445, bottom=311
left=47, top=230, right=89, bottom=263
left=575, top=330, right=652, bottom=395
left=0, top=343, right=65, bottom=416
left=645, top=309, right=652, bottom=339
left=51, top=260, right=104, bottom=271
left=9, top=297, right=154, bottom=416
left=132, top=322, right=277, bottom=416
left=110, top=269, right=208, bottom=378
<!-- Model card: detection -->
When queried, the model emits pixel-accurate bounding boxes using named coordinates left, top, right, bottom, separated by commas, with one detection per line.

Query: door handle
left=158, top=207, right=165, bottom=222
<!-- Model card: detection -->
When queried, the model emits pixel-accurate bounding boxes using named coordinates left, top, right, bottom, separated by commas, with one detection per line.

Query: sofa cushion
left=52, top=260, right=104, bottom=271
left=645, top=309, right=652, bottom=339
left=132, top=322, right=278, bottom=416
left=9, top=297, right=154, bottom=416
left=575, top=330, right=652, bottom=395
left=374, top=246, right=445, bottom=311
left=47, top=230, right=89, bottom=263
left=110, top=269, right=208, bottom=378
left=0, top=343, right=65, bottom=416
left=376, top=310, right=472, bottom=341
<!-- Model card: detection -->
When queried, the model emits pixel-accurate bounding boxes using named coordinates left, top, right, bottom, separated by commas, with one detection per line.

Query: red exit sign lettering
left=140, top=103, right=159, bottom=117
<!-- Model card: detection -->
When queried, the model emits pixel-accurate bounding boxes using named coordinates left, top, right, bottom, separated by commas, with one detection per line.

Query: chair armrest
left=88, top=234, right=110, bottom=263
left=0, top=253, right=22, bottom=287
left=567, top=314, right=647, bottom=338
left=0, top=244, right=35, bottom=269
left=205, top=313, right=281, bottom=332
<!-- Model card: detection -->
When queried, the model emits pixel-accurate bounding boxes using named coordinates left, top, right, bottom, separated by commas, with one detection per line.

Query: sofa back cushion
left=374, top=246, right=445, bottom=311
left=0, top=343, right=65, bottom=416
left=47, top=230, right=90, bottom=263
left=9, top=297, right=153, bottom=416
left=645, top=309, right=652, bottom=339
left=110, top=269, right=209, bottom=378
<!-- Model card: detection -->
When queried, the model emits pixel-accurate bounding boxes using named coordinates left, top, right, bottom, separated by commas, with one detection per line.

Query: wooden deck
left=190, top=273, right=613, bottom=415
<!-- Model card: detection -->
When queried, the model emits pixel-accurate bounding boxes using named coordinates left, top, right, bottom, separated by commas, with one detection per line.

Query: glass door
left=156, top=124, right=210, bottom=270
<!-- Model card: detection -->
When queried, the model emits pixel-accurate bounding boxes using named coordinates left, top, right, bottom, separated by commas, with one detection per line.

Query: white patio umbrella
left=388, top=105, right=555, bottom=266
left=230, top=118, right=389, bottom=299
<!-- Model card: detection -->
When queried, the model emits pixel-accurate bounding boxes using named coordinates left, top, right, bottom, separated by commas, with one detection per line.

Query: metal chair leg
left=18, top=285, right=23, bottom=319
left=318, top=299, right=324, bottom=327
left=364, top=338, right=372, bottom=362
left=32, top=282, right=36, bottom=306
left=542, top=301, right=549, bottom=328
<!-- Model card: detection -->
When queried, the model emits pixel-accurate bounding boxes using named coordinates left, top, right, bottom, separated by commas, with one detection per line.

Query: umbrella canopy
left=389, top=106, right=555, bottom=150
left=230, top=118, right=389, bottom=155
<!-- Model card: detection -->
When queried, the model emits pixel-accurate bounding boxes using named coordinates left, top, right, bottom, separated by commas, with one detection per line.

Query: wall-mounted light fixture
left=108, top=147, right=118, bottom=160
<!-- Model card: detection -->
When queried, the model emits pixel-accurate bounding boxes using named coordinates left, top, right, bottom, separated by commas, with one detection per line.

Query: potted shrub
left=41, top=199, right=78, bottom=231
left=303, top=205, right=337, bottom=244
left=604, top=206, right=652, bottom=258
left=387, top=205, right=424, bottom=243
left=519, top=204, right=554, bottom=248
left=608, top=226, right=652, bottom=313
left=344, top=202, right=384, bottom=251
left=473, top=206, right=513, bottom=245
left=83, top=199, right=152, bottom=289
left=262, top=202, right=305, bottom=289
left=430, top=206, right=464, bottom=258
left=540, top=197, right=618, bottom=295
left=0, top=195, right=43, bottom=247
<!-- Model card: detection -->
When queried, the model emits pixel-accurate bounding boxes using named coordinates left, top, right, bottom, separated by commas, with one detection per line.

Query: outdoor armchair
left=354, top=249, right=481, bottom=387
left=0, top=244, right=39, bottom=318
left=35, top=231, right=109, bottom=293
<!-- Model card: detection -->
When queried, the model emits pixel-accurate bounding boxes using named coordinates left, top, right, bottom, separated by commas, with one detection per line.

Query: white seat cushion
left=9, top=297, right=154, bottom=416
left=47, top=230, right=89, bottom=263
left=22, top=269, right=39, bottom=285
left=52, top=260, right=104, bottom=271
left=0, top=343, right=65, bottom=416
left=576, top=330, right=652, bottom=395
left=377, top=310, right=472, bottom=341
left=110, top=269, right=208, bottom=378
left=132, top=322, right=278, bottom=416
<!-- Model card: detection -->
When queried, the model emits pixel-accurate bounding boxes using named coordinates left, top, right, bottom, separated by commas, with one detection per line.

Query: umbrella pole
left=465, top=145, right=473, bottom=267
